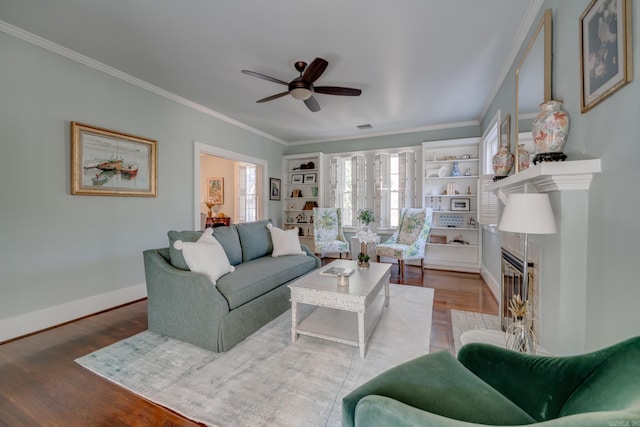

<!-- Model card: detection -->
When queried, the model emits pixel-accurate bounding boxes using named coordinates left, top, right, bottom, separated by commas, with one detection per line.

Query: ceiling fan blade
left=314, top=86, right=362, bottom=96
left=304, top=96, right=321, bottom=112
left=241, top=70, right=288, bottom=86
left=302, top=58, right=328, bottom=84
left=256, top=92, right=289, bottom=103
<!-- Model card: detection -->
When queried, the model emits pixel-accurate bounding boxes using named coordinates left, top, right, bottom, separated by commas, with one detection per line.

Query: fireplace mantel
left=487, top=159, right=601, bottom=202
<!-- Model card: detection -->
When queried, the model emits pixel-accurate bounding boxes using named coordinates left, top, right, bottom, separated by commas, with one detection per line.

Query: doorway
left=193, top=142, right=267, bottom=229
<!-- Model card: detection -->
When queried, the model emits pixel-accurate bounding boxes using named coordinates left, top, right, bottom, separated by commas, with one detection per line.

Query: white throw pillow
left=173, top=229, right=234, bottom=284
left=267, top=224, right=305, bottom=257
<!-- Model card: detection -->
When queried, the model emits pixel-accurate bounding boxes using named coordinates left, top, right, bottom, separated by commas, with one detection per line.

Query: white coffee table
left=288, top=260, right=391, bottom=358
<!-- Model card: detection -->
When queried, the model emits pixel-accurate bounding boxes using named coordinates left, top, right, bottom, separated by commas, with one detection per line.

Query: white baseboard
left=0, top=283, right=147, bottom=343
left=481, top=266, right=500, bottom=302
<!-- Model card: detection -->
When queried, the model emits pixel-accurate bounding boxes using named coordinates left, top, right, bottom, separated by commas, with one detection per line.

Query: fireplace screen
left=501, top=248, right=534, bottom=331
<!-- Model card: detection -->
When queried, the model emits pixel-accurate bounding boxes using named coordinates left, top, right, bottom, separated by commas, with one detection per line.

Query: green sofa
left=143, top=220, right=320, bottom=352
left=343, top=336, right=640, bottom=426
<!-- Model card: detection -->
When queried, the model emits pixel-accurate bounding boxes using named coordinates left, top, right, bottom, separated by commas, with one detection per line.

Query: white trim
left=481, top=266, right=500, bottom=303
left=0, top=283, right=146, bottom=343
left=193, top=142, right=269, bottom=229
left=288, top=121, right=479, bottom=146
left=0, top=20, right=286, bottom=146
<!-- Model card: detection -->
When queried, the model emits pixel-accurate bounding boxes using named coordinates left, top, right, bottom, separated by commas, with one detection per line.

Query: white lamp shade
left=498, top=193, right=557, bottom=234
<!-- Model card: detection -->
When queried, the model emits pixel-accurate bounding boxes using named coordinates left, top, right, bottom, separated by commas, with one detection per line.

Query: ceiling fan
left=241, top=57, right=361, bottom=112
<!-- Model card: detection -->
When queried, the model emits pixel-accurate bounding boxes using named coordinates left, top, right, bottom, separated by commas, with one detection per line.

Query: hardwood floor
left=0, top=265, right=497, bottom=426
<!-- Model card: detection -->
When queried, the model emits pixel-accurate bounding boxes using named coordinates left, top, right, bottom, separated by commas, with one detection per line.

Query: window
left=479, top=112, right=500, bottom=226
left=329, top=148, right=419, bottom=229
left=236, top=163, right=257, bottom=223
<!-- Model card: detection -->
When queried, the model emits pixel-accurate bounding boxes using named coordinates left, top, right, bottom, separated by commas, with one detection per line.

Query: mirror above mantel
left=515, top=8, right=552, bottom=173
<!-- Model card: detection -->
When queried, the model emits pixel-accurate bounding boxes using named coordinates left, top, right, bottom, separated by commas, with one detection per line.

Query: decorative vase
left=518, top=144, right=530, bottom=171
left=531, top=100, right=569, bottom=164
left=492, top=146, right=514, bottom=180
left=357, top=260, right=370, bottom=269
left=506, top=319, right=537, bottom=354
left=450, top=162, right=461, bottom=177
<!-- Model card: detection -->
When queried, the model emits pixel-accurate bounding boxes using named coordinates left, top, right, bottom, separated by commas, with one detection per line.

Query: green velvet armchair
left=342, top=336, right=640, bottom=426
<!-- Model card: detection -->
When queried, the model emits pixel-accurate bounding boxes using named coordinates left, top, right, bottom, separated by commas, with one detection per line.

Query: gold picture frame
left=207, top=177, right=224, bottom=205
left=580, top=0, right=633, bottom=113
left=71, top=122, right=157, bottom=196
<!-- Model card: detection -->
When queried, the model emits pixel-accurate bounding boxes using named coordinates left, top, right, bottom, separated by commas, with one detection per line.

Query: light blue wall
left=0, top=32, right=285, bottom=333
left=481, top=1, right=640, bottom=352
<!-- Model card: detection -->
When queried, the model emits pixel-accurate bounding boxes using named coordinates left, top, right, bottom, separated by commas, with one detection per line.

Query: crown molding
left=0, top=20, right=287, bottom=146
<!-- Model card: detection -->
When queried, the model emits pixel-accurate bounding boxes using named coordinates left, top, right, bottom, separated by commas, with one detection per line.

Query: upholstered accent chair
left=313, top=207, right=350, bottom=258
left=343, top=336, right=640, bottom=427
left=376, top=207, right=433, bottom=278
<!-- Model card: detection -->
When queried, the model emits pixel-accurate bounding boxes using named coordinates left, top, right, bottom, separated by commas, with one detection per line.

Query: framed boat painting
left=71, top=122, right=157, bottom=196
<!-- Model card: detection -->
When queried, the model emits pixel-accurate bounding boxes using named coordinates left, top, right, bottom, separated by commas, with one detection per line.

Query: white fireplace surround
left=487, top=159, right=601, bottom=354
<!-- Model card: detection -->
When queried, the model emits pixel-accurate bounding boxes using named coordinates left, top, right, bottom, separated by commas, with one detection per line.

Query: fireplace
left=500, top=248, right=537, bottom=333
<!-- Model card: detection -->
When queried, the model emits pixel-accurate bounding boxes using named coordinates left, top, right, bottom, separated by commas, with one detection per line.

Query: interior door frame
left=193, top=141, right=268, bottom=229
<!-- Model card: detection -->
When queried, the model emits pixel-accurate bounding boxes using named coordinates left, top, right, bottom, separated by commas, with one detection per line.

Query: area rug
left=76, top=284, right=434, bottom=427
left=450, top=309, right=501, bottom=354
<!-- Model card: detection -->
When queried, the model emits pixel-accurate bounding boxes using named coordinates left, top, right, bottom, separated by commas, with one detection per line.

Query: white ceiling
left=0, top=0, right=541, bottom=144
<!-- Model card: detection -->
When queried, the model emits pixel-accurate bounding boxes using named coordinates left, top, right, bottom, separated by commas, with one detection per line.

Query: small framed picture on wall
left=270, top=178, right=281, bottom=201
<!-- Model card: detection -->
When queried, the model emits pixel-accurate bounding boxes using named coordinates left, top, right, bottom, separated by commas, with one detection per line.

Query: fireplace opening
left=501, top=248, right=535, bottom=332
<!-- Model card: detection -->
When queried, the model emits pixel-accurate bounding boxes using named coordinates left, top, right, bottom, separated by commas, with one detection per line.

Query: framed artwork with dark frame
left=291, top=174, right=304, bottom=184
left=270, top=177, right=281, bottom=201
left=70, top=122, right=157, bottom=197
left=580, top=0, right=633, bottom=113
left=450, top=198, right=471, bottom=212
left=207, top=177, right=224, bottom=205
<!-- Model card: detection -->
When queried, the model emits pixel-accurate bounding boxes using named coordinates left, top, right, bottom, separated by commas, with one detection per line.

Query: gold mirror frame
left=514, top=9, right=552, bottom=173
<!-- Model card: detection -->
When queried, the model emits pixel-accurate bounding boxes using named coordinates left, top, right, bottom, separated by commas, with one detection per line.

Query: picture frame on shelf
left=291, top=174, right=304, bottom=184
left=207, top=177, right=224, bottom=205
left=580, top=0, right=632, bottom=113
left=269, top=177, right=281, bottom=201
left=70, top=122, right=157, bottom=197
left=451, top=198, right=470, bottom=211
left=303, top=173, right=316, bottom=183
left=430, top=235, right=447, bottom=245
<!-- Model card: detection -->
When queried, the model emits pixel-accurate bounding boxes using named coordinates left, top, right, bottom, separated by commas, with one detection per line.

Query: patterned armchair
left=376, top=208, right=433, bottom=278
left=313, top=207, right=350, bottom=258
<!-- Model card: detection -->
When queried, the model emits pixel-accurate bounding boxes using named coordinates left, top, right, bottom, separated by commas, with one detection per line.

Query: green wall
left=481, top=1, right=640, bottom=353
left=0, top=32, right=285, bottom=338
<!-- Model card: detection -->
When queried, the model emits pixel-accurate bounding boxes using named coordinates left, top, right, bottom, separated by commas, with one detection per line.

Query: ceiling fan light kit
left=242, top=57, right=361, bottom=112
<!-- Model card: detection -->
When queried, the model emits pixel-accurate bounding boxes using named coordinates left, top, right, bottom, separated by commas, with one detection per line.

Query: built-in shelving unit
left=282, top=153, right=325, bottom=253
left=422, top=138, right=481, bottom=272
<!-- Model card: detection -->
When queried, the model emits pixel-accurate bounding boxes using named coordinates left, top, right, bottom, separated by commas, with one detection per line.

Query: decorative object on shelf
left=499, top=193, right=557, bottom=354
left=298, top=161, right=315, bottom=170
left=286, top=217, right=294, bottom=223
left=580, top=0, right=632, bottom=113
left=467, top=217, right=477, bottom=228
left=291, top=174, right=304, bottom=184
left=303, top=173, right=316, bottom=183
left=467, top=186, right=472, bottom=195
left=451, top=198, right=470, bottom=211
left=451, top=235, right=469, bottom=245
left=532, top=100, right=569, bottom=164
left=303, top=201, right=318, bottom=210
left=460, top=154, right=471, bottom=160
left=438, top=165, right=449, bottom=177
left=505, top=295, right=537, bottom=354
left=450, top=162, right=461, bottom=177
left=70, top=122, right=157, bottom=197
left=463, top=168, right=472, bottom=176
left=429, top=235, right=447, bottom=244
left=438, top=214, right=464, bottom=227
left=269, top=177, right=281, bottom=201
left=517, top=144, right=530, bottom=171
left=446, top=182, right=458, bottom=195
left=295, top=212, right=307, bottom=223
left=291, top=189, right=303, bottom=197
left=492, top=145, right=514, bottom=181
left=311, top=186, right=318, bottom=197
